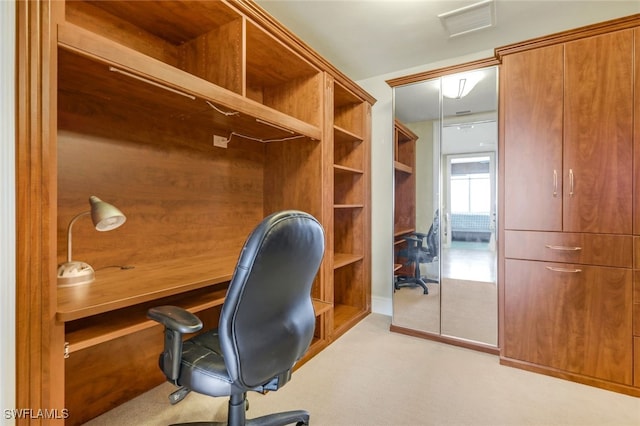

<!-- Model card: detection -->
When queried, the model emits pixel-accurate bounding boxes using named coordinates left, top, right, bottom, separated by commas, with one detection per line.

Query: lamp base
left=57, top=261, right=95, bottom=287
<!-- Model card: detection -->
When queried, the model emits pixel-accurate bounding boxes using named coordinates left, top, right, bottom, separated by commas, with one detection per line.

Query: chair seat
left=178, top=329, right=237, bottom=397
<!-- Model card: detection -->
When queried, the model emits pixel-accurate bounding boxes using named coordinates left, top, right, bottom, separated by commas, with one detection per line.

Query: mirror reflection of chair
left=395, top=210, right=440, bottom=294
left=147, top=210, right=325, bottom=426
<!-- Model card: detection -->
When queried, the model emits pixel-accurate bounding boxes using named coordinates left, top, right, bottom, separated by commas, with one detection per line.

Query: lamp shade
left=89, top=195, right=127, bottom=231
left=57, top=196, right=127, bottom=287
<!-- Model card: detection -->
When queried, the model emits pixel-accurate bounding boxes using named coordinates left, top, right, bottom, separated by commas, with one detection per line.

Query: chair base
left=394, top=276, right=438, bottom=295
left=169, top=410, right=309, bottom=426
left=170, top=392, right=309, bottom=426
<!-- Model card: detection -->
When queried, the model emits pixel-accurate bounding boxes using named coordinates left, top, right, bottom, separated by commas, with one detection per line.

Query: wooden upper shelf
left=58, top=22, right=322, bottom=143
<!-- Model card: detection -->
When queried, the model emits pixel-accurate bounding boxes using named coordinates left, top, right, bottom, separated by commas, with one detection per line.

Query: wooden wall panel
left=57, top=130, right=265, bottom=269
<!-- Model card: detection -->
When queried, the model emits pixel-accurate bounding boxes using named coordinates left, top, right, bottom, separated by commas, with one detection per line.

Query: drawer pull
left=545, top=244, right=582, bottom=251
left=545, top=266, right=582, bottom=273
left=553, top=169, right=558, bottom=197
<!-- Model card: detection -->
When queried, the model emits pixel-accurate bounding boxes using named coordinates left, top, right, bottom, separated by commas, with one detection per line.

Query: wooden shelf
left=334, top=124, right=363, bottom=143
left=334, top=253, right=364, bottom=269
left=333, top=303, right=368, bottom=334
left=58, top=23, right=322, bottom=143
left=394, top=161, right=413, bottom=174
left=65, top=287, right=331, bottom=355
left=334, top=164, right=364, bottom=174
left=394, top=228, right=415, bottom=237
left=65, top=286, right=228, bottom=353
left=313, top=299, right=333, bottom=316
left=65, top=292, right=331, bottom=354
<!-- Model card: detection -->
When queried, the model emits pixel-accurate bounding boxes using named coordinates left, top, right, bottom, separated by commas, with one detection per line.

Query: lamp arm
left=66, top=211, right=90, bottom=263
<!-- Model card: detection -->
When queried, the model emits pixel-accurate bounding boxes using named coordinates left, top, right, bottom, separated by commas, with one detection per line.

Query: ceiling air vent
left=438, top=0, right=496, bottom=38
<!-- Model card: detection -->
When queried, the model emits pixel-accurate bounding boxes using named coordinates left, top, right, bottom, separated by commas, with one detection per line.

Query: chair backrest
left=218, top=210, right=325, bottom=389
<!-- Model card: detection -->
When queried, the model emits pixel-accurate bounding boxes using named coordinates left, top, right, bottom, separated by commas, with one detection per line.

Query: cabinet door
left=504, top=259, right=633, bottom=385
left=503, top=45, right=563, bottom=231
left=564, top=30, right=633, bottom=234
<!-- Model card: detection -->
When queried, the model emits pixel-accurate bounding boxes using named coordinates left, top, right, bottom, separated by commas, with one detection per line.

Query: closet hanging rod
left=108, top=67, right=196, bottom=100
left=255, top=118, right=295, bottom=134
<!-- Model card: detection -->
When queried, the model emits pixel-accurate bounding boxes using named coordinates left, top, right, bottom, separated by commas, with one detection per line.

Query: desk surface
left=57, top=254, right=237, bottom=322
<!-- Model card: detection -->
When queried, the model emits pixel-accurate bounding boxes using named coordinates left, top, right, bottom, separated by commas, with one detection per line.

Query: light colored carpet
left=441, top=278, right=497, bottom=345
left=392, top=278, right=497, bottom=345
left=393, top=283, right=440, bottom=333
left=84, top=314, right=640, bottom=426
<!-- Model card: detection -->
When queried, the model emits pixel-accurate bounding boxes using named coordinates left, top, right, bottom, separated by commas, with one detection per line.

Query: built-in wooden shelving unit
left=16, top=1, right=374, bottom=424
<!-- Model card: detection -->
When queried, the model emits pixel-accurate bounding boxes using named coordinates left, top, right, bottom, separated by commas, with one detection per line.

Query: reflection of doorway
left=441, top=152, right=497, bottom=345
left=445, top=153, right=496, bottom=255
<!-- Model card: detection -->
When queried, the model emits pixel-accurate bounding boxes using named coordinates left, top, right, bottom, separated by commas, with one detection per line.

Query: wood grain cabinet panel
left=505, top=231, right=633, bottom=268
left=564, top=30, right=633, bottom=234
left=503, top=44, right=563, bottom=232
left=504, top=259, right=633, bottom=385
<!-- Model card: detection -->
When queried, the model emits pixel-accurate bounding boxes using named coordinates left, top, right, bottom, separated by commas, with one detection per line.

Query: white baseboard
left=372, top=295, right=392, bottom=316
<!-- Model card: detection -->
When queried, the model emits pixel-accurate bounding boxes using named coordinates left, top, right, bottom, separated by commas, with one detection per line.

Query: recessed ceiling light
left=438, top=0, right=496, bottom=38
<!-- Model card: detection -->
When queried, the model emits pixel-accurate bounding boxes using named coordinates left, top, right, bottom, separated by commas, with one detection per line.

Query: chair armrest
left=147, top=306, right=203, bottom=383
left=414, top=232, right=428, bottom=239
left=402, top=236, right=421, bottom=243
left=403, top=236, right=424, bottom=249
left=147, top=305, right=203, bottom=334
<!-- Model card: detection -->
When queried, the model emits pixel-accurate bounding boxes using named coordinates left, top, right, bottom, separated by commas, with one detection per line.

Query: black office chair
left=395, top=210, right=439, bottom=294
left=148, top=210, right=325, bottom=426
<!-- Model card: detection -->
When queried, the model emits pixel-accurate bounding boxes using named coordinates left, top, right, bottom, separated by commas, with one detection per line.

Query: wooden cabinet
left=503, top=30, right=633, bottom=234
left=499, top=19, right=640, bottom=396
left=16, top=1, right=373, bottom=424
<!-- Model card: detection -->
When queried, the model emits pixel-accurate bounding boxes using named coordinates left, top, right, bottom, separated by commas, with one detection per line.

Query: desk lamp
left=57, top=195, right=127, bottom=287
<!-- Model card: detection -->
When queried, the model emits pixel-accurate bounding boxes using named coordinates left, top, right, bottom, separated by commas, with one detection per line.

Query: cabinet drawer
left=505, top=231, right=632, bottom=268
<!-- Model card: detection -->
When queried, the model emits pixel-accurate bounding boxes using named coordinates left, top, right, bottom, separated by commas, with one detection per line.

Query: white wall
left=357, top=49, right=493, bottom=315
left=1, top=0, right=16, bottom=422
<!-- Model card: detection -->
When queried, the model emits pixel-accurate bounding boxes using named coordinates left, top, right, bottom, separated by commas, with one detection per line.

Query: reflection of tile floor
left=442, top=244, right=496, bottom=282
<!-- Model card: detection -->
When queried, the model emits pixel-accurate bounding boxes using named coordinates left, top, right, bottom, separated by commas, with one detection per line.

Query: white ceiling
left=256, top=0, right=640, bottom=81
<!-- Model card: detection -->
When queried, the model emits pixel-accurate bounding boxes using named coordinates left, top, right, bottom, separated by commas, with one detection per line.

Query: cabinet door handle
left=545, top=266, right=582, bottom=273
left=545, top=244, right=582, bottom=251
left=553, top=169, right=558, bottom=197
left=569, top=168, right=574, bottom=197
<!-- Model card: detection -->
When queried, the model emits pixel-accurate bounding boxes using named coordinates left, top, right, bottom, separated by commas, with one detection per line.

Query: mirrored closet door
left=391, top=66, right=498, bottom=348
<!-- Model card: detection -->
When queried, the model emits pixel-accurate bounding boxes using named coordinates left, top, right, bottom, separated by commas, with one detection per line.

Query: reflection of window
left=451, top=157, right=490, bottom=213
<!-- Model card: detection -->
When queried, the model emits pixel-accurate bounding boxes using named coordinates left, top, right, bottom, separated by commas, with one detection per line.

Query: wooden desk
left=58, top=254, right=237, bottom=322
left=58, top=253, right=332, bottom=354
